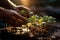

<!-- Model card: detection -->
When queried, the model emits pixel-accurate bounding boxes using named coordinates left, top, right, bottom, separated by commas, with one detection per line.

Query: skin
left=0, top=0, right=30, bottom=26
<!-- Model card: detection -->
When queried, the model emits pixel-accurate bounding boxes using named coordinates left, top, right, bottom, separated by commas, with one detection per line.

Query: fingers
left=12, top=16, right=24, bottom=23
left=0, top=8, right=27, bottom=26
left=5, top=17, right=22, bottom=27
left=14, top=13, right=27, bottom=21
left=7, top=15, right=24, bottom=25
left=16, top=5, right=31, bottom=11
left=6, top=12, right=27, bottom=26
left=15, top=5, right=31, bottom=14
left=15, top=5, right=32, bottom=18
left=10, top=10, right=27, bottom=21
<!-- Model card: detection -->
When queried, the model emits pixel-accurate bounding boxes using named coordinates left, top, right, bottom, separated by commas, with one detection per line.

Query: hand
left=14, top=5, right=31, bottom=18
left=16, top=5, right=31, bottom=11
left=0, top=7, right=27, bottom=27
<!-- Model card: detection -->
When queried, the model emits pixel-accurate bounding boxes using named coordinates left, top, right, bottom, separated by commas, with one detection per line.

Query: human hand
left=14, top=5, right=31, bottom=18
left=0, top=7, right=27, bottom=26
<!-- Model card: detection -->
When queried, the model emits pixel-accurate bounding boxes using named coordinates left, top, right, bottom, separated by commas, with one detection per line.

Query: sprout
left=21, top=10, right=27, bottom=14
left=27, top=15, right=56, bottom=27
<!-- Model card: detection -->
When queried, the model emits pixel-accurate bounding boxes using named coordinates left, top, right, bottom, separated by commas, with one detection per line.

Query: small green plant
left=21, top=10, right=28, bottom=14
left=27, top=15, right=56, bottom=27
left=43, top=15, right=56, bottom=23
